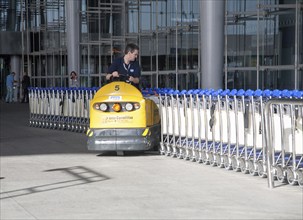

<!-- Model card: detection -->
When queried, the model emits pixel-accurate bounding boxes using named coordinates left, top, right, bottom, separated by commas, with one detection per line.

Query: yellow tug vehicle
left=87, top=81, right=161, bottom=155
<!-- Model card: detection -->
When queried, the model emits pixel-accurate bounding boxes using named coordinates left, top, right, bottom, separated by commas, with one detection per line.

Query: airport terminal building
left=0, top=0, right=302, bottom=99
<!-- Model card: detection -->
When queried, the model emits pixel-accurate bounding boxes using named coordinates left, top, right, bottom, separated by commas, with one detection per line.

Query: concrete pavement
left=0, top=101, right=302, bottom=220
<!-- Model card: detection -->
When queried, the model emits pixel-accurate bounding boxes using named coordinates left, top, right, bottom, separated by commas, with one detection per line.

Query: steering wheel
left=111, top=74, right=130, bottom=83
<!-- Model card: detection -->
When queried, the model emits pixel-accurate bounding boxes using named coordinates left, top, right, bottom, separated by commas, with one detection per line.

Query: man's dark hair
left=124, top=43, right=139, bottom=54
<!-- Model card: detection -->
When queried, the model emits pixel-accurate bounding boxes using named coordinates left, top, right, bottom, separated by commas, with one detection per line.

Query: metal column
left=200, top=0, right=225, bottom=90
left=66, top=0, right=80, bottom=81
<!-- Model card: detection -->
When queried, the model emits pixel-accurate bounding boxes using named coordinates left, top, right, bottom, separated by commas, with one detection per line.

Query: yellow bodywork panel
left=145, top=99, right=160, bottom=126
left=94, top=82, right=143, bottom=99
left=90, top=82, right=147, bottom=129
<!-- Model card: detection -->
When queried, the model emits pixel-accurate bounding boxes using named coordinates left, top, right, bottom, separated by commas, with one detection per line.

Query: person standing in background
left=21, top=72, right=30, bottom=103
left=5, top=72, right=16, bottom=103
left=69, top=71, right=79, bottom=88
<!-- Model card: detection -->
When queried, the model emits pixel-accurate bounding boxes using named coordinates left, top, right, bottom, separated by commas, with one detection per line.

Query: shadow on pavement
left=0, top=166, right=110, bottom=200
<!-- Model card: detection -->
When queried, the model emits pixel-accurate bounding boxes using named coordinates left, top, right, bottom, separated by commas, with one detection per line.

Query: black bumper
left=87, top=124, right=160, bottom=151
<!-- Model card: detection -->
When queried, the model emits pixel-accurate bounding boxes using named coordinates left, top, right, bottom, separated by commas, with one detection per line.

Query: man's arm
left=128, top=76, right=139, bottom=84
left=106, top=71, right=119, bottom=81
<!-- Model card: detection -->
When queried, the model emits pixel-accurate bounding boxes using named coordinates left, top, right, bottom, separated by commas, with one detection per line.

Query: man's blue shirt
left=108, top=56, right=141, bottom=78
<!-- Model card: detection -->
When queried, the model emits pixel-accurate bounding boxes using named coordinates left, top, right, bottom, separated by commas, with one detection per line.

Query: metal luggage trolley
left=172, top=90, right=187, bottom=159
left=29, top=87, right=37, bottom=127
left=159, top=89, right=167, bottom=155
left=219, top=89, right=233, bottom=170
left=165, top=89, right=176, bottom=157
left=265, top=91, right=303, bottom=188
left=80, top=88, right=90, bottom=132
left=75, top=88, right=84, bottom=132
left=182, top=89, right=195, bottom=161
left=50, top=88, right=62, bottom=129
left=211, top=89, right=230, bottom=168
left=242, top=89, right=265, bottom=176
left=57, top=88, right=66, bottom=130
left=202, top=89, right=222, bottom=166
left=188, top=89, right=204, bottom=162
left=28, top=87, right=95, bottom=133
left=223, top=89, right=240, bottom=171
left=159, top=89, right=172, bottom=155
left=230, top=89, right=247, bottom=172
left=47, top=88, right=61, bottom=129
left=169, top=90, right=182, bottom=158
left=198, top=89, right=213, bottom=165
left=39, top=88, right=48, bottom=128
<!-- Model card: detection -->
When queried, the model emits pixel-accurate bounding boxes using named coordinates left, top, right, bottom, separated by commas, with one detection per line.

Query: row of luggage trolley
left=158, top=88, right=303, bottom=188
left=28, top=87, right=99, bottom=132
left=28, top=86, right=303, bottom=187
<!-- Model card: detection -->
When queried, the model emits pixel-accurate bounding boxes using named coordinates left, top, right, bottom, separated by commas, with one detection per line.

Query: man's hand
left=129, top=76, right=139, bottom=84
left=106, top=71, right=119, bottom=81
left=112, top=71, right=119, bottom=77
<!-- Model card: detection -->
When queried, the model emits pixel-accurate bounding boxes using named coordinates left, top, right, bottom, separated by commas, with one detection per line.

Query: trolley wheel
left=190, top=150, right=198, bottom=162
left=197, top=151, right=204, bottom=163
left=177, top=152, right=184, bottom=159
left=216, top=154, right=224, bottom=168
left=286, top=168, right=298, bottom=186
left=159, top=143, right=166, bottom=155
left=202, top=151, right=210, bottom=165
left=183, top=154, right=190, bottom=161
left=165, top=150, right=171, bottom=157
left=165, top=145, right=172, bottom=156
left=239, top=158, right=248, bottom=174
left=209, top=152, right=217, bottom=167
left=257, top=161, right=267, bottom=178
left=276, top=165, right=287, bottom=183
left=199, top=150, right=206, bottom=163
left=296, top=170, right=303, bottom=187
left=231, top=156, right=240, bottom=172
left=223, top=155, right=232, bottom=170
left=248, top=159, right=257, bottom=176
left=171, top=151, right=177, bottom=158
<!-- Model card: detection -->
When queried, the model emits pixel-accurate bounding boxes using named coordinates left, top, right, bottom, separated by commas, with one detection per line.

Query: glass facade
left=0, top=0, right=302, bottom=91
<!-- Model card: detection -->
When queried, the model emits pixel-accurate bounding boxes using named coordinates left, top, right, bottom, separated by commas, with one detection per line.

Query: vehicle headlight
left=100, top=103, right=108, bottom=111
left=125, top=103, right=133, bottom=111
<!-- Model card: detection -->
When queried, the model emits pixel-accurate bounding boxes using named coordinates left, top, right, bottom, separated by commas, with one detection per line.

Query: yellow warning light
left=112, top=103, right=121, bottom=112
